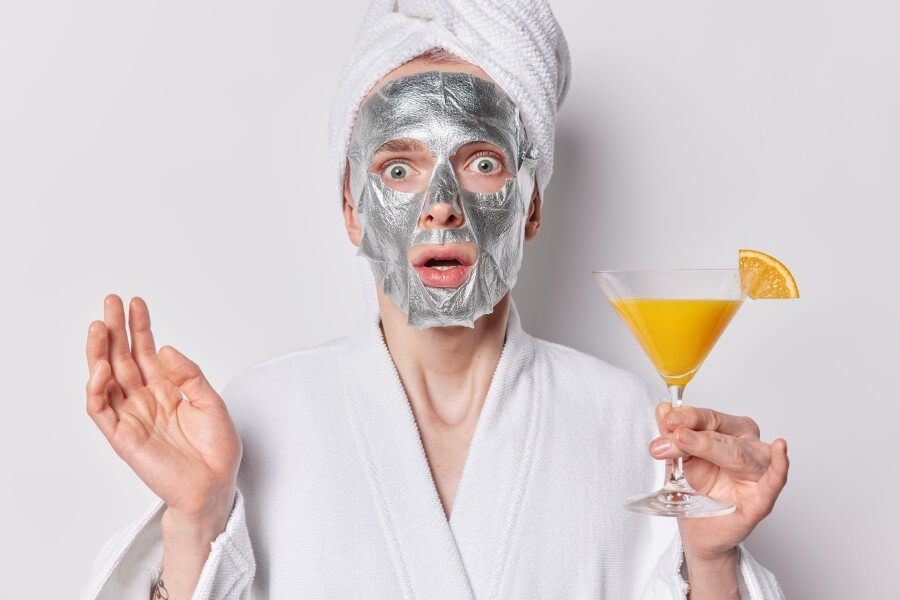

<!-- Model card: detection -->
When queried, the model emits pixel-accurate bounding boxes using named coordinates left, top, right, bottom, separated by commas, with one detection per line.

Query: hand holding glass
left=594, top=269, right=757, bottom=518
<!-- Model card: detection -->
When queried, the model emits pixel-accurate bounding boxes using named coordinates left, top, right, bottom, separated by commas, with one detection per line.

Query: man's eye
left=383, top=162, right=410, bottom=180
left=468, top=156, right=501, bottom=174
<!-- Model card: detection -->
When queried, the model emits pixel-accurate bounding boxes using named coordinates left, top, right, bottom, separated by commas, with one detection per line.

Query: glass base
left=626, top=487, right=736, bottom=518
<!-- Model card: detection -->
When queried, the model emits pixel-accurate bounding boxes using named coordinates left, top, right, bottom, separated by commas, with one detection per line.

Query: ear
left=524, top=176, right=542, bottom=241
left=343, top=161, right=363, bottom=247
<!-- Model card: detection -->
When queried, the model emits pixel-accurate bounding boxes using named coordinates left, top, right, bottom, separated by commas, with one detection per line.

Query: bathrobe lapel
left=444, top=301, right=542, bottom=600
left=339, top=301, right=541, bottom=600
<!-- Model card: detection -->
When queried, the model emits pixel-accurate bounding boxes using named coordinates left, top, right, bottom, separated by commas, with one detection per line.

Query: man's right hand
left=85, top=294, right=242, bottom=527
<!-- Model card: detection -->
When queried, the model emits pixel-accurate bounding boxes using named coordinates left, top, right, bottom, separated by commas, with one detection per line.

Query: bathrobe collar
left=339, top=293, right=542, bottom=600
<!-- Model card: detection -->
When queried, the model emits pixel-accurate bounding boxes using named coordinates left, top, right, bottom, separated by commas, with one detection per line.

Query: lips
left=409, top=242, right=477, bottom=288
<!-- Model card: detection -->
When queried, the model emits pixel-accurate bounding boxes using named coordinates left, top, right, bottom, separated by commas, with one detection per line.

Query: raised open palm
left=85, top=294, right=241, bottom=521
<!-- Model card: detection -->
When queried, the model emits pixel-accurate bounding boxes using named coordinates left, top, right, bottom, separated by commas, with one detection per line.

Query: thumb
left=758, top=438, right=790, bottom=503
left=158, top=345, right=221, bottom=409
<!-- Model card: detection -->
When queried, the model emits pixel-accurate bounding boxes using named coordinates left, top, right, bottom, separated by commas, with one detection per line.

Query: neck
left=376, top=287, right=510, bottom=429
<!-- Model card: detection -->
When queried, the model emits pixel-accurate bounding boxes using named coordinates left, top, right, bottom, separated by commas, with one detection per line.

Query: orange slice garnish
left=739, top=249, right=799, bottom=299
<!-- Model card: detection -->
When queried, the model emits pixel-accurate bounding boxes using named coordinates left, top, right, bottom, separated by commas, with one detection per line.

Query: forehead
left=350, top=71, right=521, bottom=162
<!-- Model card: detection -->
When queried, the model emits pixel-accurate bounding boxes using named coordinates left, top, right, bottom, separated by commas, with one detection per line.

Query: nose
left=419, top=203, right=464, bottom=229
left=418, top=159, right=465, bottom=229
left=421, top=201, right=465, bottom=228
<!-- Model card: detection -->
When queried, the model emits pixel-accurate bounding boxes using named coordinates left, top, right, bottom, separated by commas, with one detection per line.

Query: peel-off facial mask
left=347, top=70, right=538, bottom=328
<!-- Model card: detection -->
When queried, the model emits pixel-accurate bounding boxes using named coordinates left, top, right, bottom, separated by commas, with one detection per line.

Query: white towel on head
left=327, top=0, right=572, bottom=206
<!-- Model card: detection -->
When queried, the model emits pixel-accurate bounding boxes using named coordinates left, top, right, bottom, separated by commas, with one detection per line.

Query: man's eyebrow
left=374, top=138, right=429, bottom=154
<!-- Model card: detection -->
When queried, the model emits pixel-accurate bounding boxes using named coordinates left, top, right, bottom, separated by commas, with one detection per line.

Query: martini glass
left=593, top=268, right=757, bottom=518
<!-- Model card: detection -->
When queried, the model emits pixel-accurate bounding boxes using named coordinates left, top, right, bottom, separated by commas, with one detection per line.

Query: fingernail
left=677, top=429, right=697, bottom=445
left=666, top=412, right=686, bottom=426
left=650, top=438, right=671, bottom=454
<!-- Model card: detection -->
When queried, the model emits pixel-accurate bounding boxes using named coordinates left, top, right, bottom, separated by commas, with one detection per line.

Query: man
left=81, top=2, right=787, bottom=599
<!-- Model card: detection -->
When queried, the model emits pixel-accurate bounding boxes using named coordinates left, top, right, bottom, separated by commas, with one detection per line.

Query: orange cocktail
left=609, top=299, right=742, bottom=387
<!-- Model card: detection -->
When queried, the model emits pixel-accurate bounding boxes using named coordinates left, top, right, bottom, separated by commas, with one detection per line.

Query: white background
left=2, top=1, right=896, bottom=598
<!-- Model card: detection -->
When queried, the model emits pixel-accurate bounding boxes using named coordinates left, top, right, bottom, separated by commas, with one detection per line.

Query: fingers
left=127, top=296, right=167, bottom=385
left=86, top=318, right=125, bottom=415
left=659, top=404, right=760, bottom=439
left=86, top=319, right=108, bottom=375
left=654, top=402, right=672, bottom=437
left=85, top=359, right=117, bottom=440
left=757, top=438, right=789, bottom=501
left=650, top=428, right=771, bottom=480
left=103, top=294, right=144, bottom=395
left=158, top=345, right=221, bottom=409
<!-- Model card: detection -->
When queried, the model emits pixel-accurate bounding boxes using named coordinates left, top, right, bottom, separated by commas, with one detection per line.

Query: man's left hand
left=650, top=402, right=789, bottom=564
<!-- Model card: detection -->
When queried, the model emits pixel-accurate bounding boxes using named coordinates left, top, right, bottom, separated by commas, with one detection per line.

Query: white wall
left=1, top=1, right=895, bottom=597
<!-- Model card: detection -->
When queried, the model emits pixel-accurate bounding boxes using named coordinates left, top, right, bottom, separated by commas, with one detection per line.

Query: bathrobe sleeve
left=641, top=531, right=784, bottom=599
left=78, top=486, right=256, bottom=600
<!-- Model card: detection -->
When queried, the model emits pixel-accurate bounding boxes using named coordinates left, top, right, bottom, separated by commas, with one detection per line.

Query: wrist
left=162, top=486, right=236, bottom=544
left=683, top=546, right=740, bottom=600
left=684, top=544, right=739, bottom=566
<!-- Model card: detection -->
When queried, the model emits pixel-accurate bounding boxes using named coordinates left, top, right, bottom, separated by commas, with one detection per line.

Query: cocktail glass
left=593, top=268, right=757, bottom=518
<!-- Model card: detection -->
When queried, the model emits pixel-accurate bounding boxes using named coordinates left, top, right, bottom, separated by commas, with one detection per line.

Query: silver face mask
left=347, top=70, right=538, bottom=329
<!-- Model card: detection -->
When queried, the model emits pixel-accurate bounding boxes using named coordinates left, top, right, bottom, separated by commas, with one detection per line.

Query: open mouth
left=409, top=243, right=477, bottom=288
left=424, top=258, right=463, bottom=271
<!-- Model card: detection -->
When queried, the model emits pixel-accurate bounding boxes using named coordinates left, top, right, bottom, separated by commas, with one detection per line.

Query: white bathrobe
left=79, top=299, right=784, bottom=600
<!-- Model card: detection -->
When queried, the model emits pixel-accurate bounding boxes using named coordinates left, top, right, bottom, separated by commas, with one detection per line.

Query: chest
left=245, top=400, right=667, bottom=600
left=255, top=324, right=673, bottom=599
left=415, top=420, right=477, bottom=518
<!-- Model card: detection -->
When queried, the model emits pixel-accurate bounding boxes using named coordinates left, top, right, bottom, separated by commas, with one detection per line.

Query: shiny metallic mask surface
left=347, top=71, right=538, bottom=328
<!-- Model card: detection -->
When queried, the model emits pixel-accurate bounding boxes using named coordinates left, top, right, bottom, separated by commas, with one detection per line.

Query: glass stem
left=668, top=385, right=687, bottom=485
